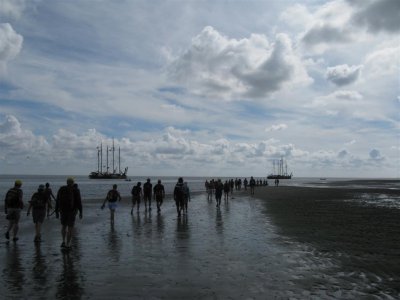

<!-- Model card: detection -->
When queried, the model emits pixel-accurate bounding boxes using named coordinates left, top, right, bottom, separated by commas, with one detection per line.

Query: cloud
left=350, top=0, right=400, bottom=33
left=0, top=114, right=49, bottom=160
left=168, top=26, right=311, bottom=99
left=325, top=64, right=362, bottom=86
left=364, top=43, right=400, bottom=77
left=0, top=23, right=23, bottom=73
left=369, top=148, right=384, bottom=160
left=0, top=0, right=28, bottom=19
left=265, top=124, right=288, bottom=132
left=338, top=149, right=348, bottom=158
left=302, top=23, right=353, bottom=46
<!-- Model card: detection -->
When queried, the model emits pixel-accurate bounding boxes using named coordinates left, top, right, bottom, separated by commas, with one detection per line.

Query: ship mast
left=100, top=142, right=103, bottom=173
left=112, top=138, right=115, bottom=174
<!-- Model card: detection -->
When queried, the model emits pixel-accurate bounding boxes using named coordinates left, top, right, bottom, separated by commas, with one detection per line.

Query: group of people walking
left=4, top=175, right=267, bottom=249
left=4, top=178, right=83, bottom=250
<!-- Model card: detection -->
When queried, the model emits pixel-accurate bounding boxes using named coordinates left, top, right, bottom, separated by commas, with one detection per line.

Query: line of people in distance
left=205, top=176, right=269, bottom=199
left=102, top=177, right=190, bottom=220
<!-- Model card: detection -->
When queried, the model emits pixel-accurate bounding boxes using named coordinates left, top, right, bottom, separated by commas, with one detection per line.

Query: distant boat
left=267, top=158, right=292, bottom=179
left=89, top=139, right=128, bottom=179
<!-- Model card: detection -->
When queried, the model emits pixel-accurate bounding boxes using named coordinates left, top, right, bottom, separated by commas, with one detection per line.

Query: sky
left=0, top=0, right=399, bottom=178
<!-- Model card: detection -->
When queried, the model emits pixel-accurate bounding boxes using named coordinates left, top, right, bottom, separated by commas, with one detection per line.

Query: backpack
left=31, top=192, right=46, bottom=209
left=131, top=186, right=140, bottom=197
left=143, top=183, right=152, bottom=194
left=154, top=184, right=164, bottom=197
left=5, top=188, right=20, bottom=208
left=174, top=183, right=185, bottom=200
left=107, top=190, right=119, bottom=202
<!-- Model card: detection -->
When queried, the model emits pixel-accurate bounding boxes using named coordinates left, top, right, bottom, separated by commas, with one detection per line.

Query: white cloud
left=0, top=114, right=49, bottom=160
left=0, top=23, right=23, bottom=74
left=325, top=64, right=362, bottom=86
left=265, top=124, right=288, bottom=132
left=168, top=26, right=311, bottom=100
left=364, top=43, right=400, bottom=77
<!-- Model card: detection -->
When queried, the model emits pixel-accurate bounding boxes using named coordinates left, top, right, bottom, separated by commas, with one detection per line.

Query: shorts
left=132, top=196, right=141, bottom=204
left=32, top=208, right=46, bottom=223
left=6, top=208, right=21, bottom=222
left=60, top=211, right=77, bottom=227
left=155, top=196, right=163, bottom=203
left=108, top=202, right=117, bottom=210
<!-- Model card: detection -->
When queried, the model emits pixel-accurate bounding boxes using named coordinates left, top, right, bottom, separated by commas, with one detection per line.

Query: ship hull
left=89, top=172, right=127, bottom=179
left=267, top=175, right=292, bottom=179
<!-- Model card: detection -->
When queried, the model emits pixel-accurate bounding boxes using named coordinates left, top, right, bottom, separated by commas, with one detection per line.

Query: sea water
left=0, top=174, right=398, bottom=205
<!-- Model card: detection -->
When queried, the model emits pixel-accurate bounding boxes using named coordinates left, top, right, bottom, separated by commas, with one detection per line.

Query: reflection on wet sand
left=132, top=212, right=142, bottom=237
left=3, top=243, right=25, bottom=293
left=215, top=208, right=223, bottom=234
left=156, top=213, right=165, bottom=235
left=56, top=240, right=85, bottom=299
left=32, top=244, right=49, bottom=292
left=175, top=215, right=190, bottom=256
left=107, top=225, right=121, bottom=263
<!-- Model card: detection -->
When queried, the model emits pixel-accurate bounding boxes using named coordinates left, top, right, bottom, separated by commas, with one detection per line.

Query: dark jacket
left=56, top=185, right=82, bottom=214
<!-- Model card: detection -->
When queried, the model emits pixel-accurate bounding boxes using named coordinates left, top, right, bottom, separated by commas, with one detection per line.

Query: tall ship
left=89, top=139, right=128, bottom=179
left=267, top=158, right=292, bottom=179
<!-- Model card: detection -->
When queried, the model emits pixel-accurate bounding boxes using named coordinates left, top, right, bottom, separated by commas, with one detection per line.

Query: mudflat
left=255, top=182, right=400, bottom=297
left=1, top=179, right=399, bottom=299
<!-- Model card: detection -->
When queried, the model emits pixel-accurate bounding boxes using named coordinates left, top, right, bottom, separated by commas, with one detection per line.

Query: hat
left=15, top=179, right=22, bottom=186
left=38, top=184, right=45, bottom=190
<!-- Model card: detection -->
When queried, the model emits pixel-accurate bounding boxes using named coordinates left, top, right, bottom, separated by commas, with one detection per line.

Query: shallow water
left=1, top=192, right=398, bottom=299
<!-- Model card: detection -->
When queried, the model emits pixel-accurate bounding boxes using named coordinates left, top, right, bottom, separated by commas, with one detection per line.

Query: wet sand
left=255, top=182, right=400, bottom=298
left=1, top=180, right=399, bottom=299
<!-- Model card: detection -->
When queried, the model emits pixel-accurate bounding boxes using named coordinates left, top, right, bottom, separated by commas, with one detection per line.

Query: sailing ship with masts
left=267, top=158, right=292, bottom=179
left=89, top=139, right=128, bottom=179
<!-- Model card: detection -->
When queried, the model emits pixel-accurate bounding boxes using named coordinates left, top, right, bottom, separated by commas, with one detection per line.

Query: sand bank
left=254, top=184, right=400, bottom=296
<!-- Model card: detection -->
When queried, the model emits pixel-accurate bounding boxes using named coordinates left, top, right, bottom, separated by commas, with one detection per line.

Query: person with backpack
left=55, top=177, right=83, bottom=250
left=44, top=182, right=56, bottom=218
left=173, top=177, right=185, bottom=217
left=101, top=184, right=122, bottom=225
left=27, top=184, right=51, bottom=243
left=143, top=178, right=152, bottom=211
left=153, top=179, right=165, bottom=213
left=4, top=179, right=24, bottom=242
left=131, top=182, right=142, bottom=214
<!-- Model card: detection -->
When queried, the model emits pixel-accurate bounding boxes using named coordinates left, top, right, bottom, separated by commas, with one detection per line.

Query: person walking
left=153, top=179, right=165, bottom=213
left=249, top=176, right=256, bottom=195
left=131, top=182, right=142, bottom=214
left=244, top=178, right=248, bottom=191
left=101, top=184, right=122, bottom=225
left=44, top=182, right=56, bottom=218
left=55, top=177, right=83, bottom=250
left=4, top=179, right=24, bottom=242
left=27, top=184, right=51, bottom=243
left=215, top=179, right=223, bottom=208
left=173, top=177, right=185, bottom=217
left=223, top=180, right=230, bottom=202
left=143, top=178, right=152, bottom=211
